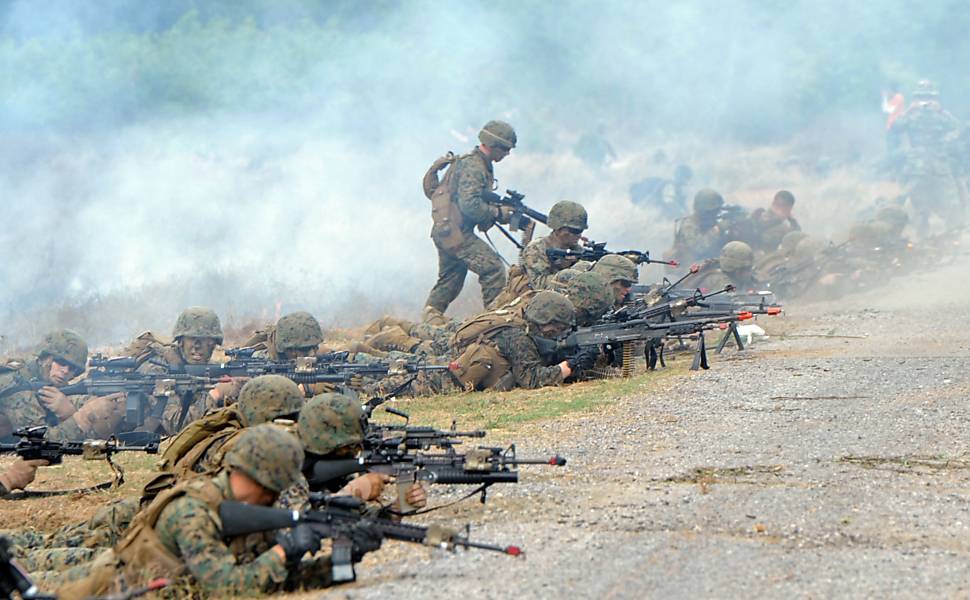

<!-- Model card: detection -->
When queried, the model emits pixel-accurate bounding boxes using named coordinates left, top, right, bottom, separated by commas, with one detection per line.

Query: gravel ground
left=305, top=262, right=970, bottom=600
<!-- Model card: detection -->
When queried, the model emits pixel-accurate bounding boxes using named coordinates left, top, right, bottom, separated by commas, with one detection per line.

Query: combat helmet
left=555, top=270, right=612, bottom=326
left=547, top=201, right=588, bottom=231
left=299, top=393, right=364, bottom=456
left=237, top=375, right=303, bottom=427
left=38, top=330, right=88, bottom=372
left=719, top=241, right=755, bottom=272
left=479, top=120, right=517, bottom=150
left=172, top=307, right=223, bottom=343
left=693, top=189, right=725, bottom=213
left=275, top=311, right=324, bottom=353
left=224, top=424, right=304, bottom=493
left=779, top=231, right=810, bottom=256
left=524, top=291, right=576, bottom=328
left=591, top=254, right=638, bottom=284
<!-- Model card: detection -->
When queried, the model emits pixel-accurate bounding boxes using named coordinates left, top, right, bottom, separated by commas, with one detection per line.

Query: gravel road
left=315, top=261, right=970, bottom=600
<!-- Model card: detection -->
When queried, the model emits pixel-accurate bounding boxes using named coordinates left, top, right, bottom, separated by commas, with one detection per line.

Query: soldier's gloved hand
left=73, top=393, right=126, bottom=437
left=0, top=458, right=49, bottom=492
left=38, top=386, right=75, bottom=421
left=566, top=347, right=599, bottom=373
left=341, top=472, right=391, bottom=501
left=350, top=523, right=384, bottom=562
left=209, top=377, right=248, bottom=406
left=494, top=206, right=514, bottom=224
left=276, top=524, right=321, bottom=568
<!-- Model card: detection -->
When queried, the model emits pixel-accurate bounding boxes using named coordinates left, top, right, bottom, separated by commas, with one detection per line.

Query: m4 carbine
left=219, top=494, right=522, bottom=583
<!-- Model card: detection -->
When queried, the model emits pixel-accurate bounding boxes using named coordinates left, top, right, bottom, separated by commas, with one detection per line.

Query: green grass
left=376, top=362, right=688, bottom=434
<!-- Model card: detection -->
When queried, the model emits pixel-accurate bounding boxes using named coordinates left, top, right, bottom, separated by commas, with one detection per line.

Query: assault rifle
left=219, top=494, right=522, bottom=583
left=483, top=189, right=548, bottom=248
left=307, top=444, right=566, bottom=512
left=0, top=426, right=160, bottom=491
left=547, top=241, right=679, bottom=267
left=367, top=413, right=487, bottom=453
left=605, top=285, right=737, bottom=324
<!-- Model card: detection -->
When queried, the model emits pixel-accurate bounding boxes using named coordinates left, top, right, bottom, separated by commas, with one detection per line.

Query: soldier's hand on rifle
left=342, top=472, right=391, bottom=501
left=209, top=377, right=248, bottom=406
left=274, top=523, right=322, bottom=568
left=73, top=393, right=126, bottom=437
left=398, top=482, right=428, bottom=511
left=567, top=348, right=599, bottom=374
left=491, top=205, right=514, bottom=224
left=38, top=386, right=75, bottom=421
left=0, top=458, right=48, bottom=492
left=350, top=523, right=384, bottom=562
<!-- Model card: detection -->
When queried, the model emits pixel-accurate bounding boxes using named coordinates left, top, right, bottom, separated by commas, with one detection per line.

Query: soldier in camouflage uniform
left=423, top=120, right=518, bottom=318
left=889, top=80, right=965, bottom=236
left=247, top=311, right=325, bottom=361
left=450, top=291, right=585, bottom=391
left=123, top=307, right=237, bottom=435
left=7, top=375, right=308, bottom=571
left=755, top=230, right=810, bottom=284
left=41, top=425, right=342, bottom=598
left=299, top=393, right=427, bottom=509
left=498, top=200, right=589, bottom=306
left=552, top=269, right=614, bottom=326
left=748, top=190, right=801, bottom=254
left=590, top=254, right=639, bottom=308
left=0, top=330, right=121, bottom=441
left=685, top=241, right=762, bottom=292
left=665, top=189, right=732, bottom=265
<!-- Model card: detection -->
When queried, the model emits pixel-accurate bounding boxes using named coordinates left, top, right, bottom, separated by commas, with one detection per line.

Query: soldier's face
left=490, top=146, right=511, bottom=162
left=772, top=200, right=793, bottom=219
left=553, top=227, right=583, bottom=247
left=537, top=323, right=570, bottom=340
left=611, top=281, right=632, bottom=302
left=179, top=337, right=217, bottom=364
left=47, top=358, right=76, bottom=386
left=229, top=470, right=277, bottom=506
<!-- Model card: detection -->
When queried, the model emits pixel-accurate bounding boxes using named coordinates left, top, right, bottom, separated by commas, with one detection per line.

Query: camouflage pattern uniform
left=518, top=201, right=589, bottom=290
left=38, top=426, right=332, bottom=597
left=666, top=189, right=732, bottom=265
left=749, top=208, right=801, bottom=254
left=685, top=241, right=762, bottom=292
left=890, top=83, right=965, bottom=234
left=425, top=121, right=517, bottom=313
left=10, top=376, right=308, bottom=572
left=129, top=307, right=225, bottom=435
left=0, top=330, right=95, bottom=442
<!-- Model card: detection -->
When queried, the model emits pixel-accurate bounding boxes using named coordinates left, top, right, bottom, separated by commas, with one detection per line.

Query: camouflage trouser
left=907, top=173, right=966, bottom=234
left=4, top=497, right=138, bottom=559
left=425, top=231, right=506, bottom=313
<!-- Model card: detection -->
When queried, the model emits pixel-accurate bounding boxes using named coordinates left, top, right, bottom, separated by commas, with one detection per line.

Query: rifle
left=604, top=284, right=737, bottom=324
left=546, top=242, right=679, bottom=267
left=218, top=494, right=522, bottom=583
left=0, top=426, right=160, bottom=492
left=484, top=189, right=547, bottom=248
left=557, top=312, right=754, bottom=372
left=307, top=444, right=566, bottom=512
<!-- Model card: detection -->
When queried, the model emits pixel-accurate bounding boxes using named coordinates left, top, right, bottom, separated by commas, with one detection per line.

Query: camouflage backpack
left=449, top=306, right=529, bottom=391
left=423, top=151, right=471, bottom=251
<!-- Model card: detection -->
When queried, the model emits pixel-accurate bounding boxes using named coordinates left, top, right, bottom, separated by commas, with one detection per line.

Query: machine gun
left=0, top=426, right=160, bottom=492
left=484, top=189, right=548, bottom=248
left=306, top=444, right=566, bottom=512
left=546, top=241, right=679, bottom=267
left=219, top=494, right=522, bottom=583
left=557, top=311, right=754, bottom=372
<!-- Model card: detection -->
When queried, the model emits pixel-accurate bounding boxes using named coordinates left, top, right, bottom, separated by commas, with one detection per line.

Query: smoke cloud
left=1, top=1, right=967, bottom=349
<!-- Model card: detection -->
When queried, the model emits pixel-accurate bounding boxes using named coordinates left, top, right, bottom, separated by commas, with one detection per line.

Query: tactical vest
left=141, top=407, right=245, bottom=503
left=449, top=304, right=530, bottom=391
left=487, top=264, right=533, bottom=310
left=57, top=477, right=226, bottom=600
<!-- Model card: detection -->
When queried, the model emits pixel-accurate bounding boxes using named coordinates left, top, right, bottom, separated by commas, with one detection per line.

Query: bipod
left=690, top=332, right=710, bottom=371
left=715, top=321, right=745, bottom=354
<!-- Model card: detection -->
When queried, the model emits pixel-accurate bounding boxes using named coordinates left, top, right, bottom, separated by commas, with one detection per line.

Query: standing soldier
left=423, top=120, right=518, bottom=322
left=889, top=80, right=965, bottom=235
